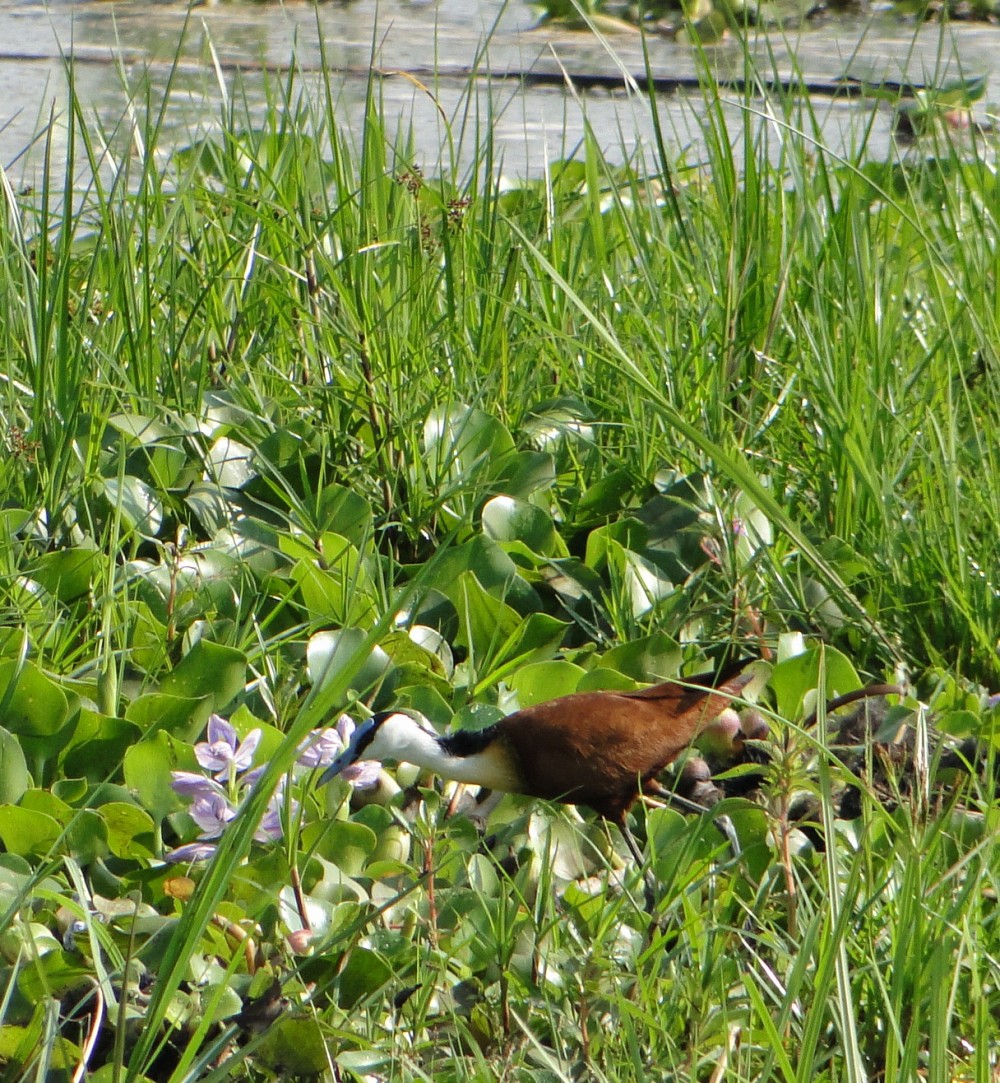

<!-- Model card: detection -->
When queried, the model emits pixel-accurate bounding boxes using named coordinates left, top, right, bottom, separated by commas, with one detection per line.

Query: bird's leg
left=642, top=780, right=741, bottom=860
left=617, top=816, right=657, bottom=912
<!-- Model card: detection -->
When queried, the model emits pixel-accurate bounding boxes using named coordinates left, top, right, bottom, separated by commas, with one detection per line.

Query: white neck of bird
left=371, top=714, right=519, bottom=791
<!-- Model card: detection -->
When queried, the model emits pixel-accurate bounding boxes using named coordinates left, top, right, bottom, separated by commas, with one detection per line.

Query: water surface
left=1, top=0, right=996, bottom=180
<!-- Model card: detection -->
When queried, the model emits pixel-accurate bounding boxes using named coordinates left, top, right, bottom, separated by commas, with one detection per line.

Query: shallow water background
left=1, top=0, right=998, bottom=180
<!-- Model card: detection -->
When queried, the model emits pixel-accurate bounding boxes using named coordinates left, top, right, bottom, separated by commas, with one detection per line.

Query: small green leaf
left=63, top=711, right=142, bottom=782
left=307, top=629, right=397, bottom=709
left=103, top=476, right=163, bottom=536
left=100, top=802, right=156, bottom=859
left=0, top=660, right=69, bottom=737
left=596, top=635, right=683, bottom=682
left=65, top=810, right=110, bottom=865
left=337, top=947, right=393, bottom=1008
left=508, top=661, right=585, bottom=707
left=769, top=646, right=861, bottom=720
left=0, top=806, right=62, bottom=856
left=0, top=727, right=30, bottom=804
left=256, top=1014, right=331, bottom=1075
left=160, top=641, right=247, bottom=715
left=18, top=950, right=95, bottom=1001
left=125, top=692, right=212, bottom=740
left=319, top=820, right=377, bottom=876
left=33, top=547, right=100, bottom=602
left=482, top=495, right=558, bottom=554
left=124, top=733, right=193, bottom=822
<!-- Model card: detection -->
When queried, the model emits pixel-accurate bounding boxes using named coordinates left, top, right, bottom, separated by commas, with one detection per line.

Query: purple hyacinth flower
left=170, top=772, right=228, bottom=801
left=194, top=714, right=262, bottom=780
left=189, top=792, right=237, bottom=838
left=164, top=841, right=220, bottom=864
left=254, top=792, right=298, bottom=843
left=298, top=716, right=382, bottom=790
left=296, top=721, right=350, bottom=769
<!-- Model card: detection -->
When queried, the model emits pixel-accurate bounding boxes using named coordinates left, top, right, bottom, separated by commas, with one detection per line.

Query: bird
left=320, top=658, right=755, bottom=888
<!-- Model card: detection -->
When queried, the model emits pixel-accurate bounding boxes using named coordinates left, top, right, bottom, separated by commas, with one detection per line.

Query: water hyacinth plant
left=166, top=714, right=381, bottom=862
left=1, top=24, right=1000, bottom=1082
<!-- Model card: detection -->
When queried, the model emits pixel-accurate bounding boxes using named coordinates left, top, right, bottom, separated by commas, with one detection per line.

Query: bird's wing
left=620, top=657, right=753, bottom=702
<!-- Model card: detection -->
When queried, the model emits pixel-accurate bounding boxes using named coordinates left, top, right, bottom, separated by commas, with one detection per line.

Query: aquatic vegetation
left=1, top=34, right=999, bottom=1082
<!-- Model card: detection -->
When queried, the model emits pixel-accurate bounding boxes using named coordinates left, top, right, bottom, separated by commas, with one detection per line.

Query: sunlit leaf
left=769, top=646, right=862, bottom=720
left=103, top=477, right=163, bottom=537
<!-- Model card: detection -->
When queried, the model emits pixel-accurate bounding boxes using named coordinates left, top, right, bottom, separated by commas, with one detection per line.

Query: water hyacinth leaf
left=52, top=778, right=87, bottom=804
left=255, top=426, right=306, bottom=471
left=18, top=788, right=71, bottom=822
left=934, top=709, right=982, bottom=738
left=32, top=546, right=99, bottom=602
left=732, top=489, right=773, bottom=564
left=148, top=445, right=189, bottom=491
left=391, top=684, right=453, bottom=727
left=0, top=920, right=62, bottom=962
left=0, top=1025, right=80, bottom=1070
left=508, top=661, right=585, bottom=708
left=523, top=396, right=595, bottom=454
left=577, top=469, right=637, bottom=522
left=204, top=437, right=256, bottom=489
left=19, top=953, right=99, bottom=1005
left=527, top=810, right=603, bottom=881
left=429, top=536, right=540, bottom=615
left=450, top=572, right=521, bottom=660
left=216, top=518, right=286, bottom=577
left=256, top=1015, right=331, bottom=1076
left=0, top=509, right=30, bottom=539
left=482, top=495, right=559, bottom=555
left=290, top=533, right=377, bottom=627
left=0, top=806, right=62, bottom=856
left=634, top=496, right=707, bottom=570
left=129, top=601, right=170, bottom=675
left=544, top=554, right=602, bottom=596
left=575, top=667, right=640, bottom=692
left=584, top=517, right=648, bottom=571
left=405, top=625, right=454, bottom=678
left=63, top=712, right=142, bottom=782
left=129, top=550, right=243, bottom=626
left=478, top=612, right=569, bottom=689
left=307, top=629, right=397, bottom=708
left=423, top=404, right=516, bottom=487
left=604, top=541, right=676, bottom=618
left=125, top=692, right=212, bottom=739
left=717, top=799, right=772, bottom=882
left=362, top=812, right=412, bottom=866
left=0, top=660, right=69, bottom=737
left=318, top=820, right=378, bottom=875
left=100, top=802, right=156, bottom=860
left=337, top=947, right=393, bottom=1009
left=64, top=809, right=110, bottom=865
left=184, top=481, right=234, bottom=535
left=159, top=641, right=247, bottom=716
left=597, top=634, right=683, bottom=681
left=124, top=733, right=193, bottom=823
left=801, top=576, right=848, bottom=631
left=819, top=536, right=872, bottom=585
left=308, top=856, right=368, bottom=905
left=103, top=477, right=163, bottom=537
left=0, top=727, right=30, bottom=804
left=373, top=637, right=451, bottom=701
left=316, top=483, right=374, bottom=545
left=495, top=451, right=557, bottom=500
left=769, top=646, right=862, bottom=720
left=107, top=412, right=175, bottom=444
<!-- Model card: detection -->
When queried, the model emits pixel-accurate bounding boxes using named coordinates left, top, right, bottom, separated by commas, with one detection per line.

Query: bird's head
left=319, top=710, right=434, bottom=785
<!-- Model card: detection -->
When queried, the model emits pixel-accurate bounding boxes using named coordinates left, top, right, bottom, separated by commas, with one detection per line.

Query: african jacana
left=321, top=659, right=754, bottom=887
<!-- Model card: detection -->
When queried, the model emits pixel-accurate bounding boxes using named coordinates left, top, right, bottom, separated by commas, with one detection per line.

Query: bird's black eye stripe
left=352, top=712, right=394, bottom=756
